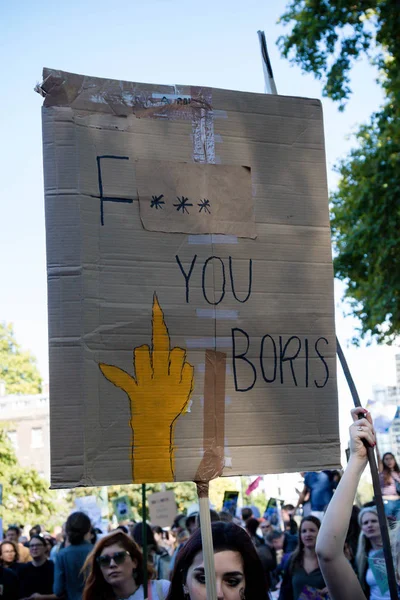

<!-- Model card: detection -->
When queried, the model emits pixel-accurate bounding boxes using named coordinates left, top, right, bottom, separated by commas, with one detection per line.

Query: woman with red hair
left=82, top=530, right=170, bottom=600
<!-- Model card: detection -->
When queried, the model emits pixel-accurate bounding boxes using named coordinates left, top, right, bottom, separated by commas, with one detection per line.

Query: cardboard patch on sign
left=136, top=161, right=255, bottom=238
left=40, top=68, right=339, bottom=489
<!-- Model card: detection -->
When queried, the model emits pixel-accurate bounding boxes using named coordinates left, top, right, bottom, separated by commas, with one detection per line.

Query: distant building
left=388, top=407, right=400, bottom=459
left=0, top=391, right=50, bottom=481
left=369, top=355, right=400, bottom=459
left=397, top=354, right=400, bottom=388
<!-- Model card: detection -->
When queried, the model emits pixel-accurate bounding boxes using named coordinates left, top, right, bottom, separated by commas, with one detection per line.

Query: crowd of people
left=0, top=410, right=399, bottom=600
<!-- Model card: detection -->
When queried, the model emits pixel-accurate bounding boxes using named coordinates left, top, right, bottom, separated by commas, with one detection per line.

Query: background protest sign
left=222, top=491, right=239, bottom=517
left=74, top=496, right=102, bottom=529
left=148, top=491, right=177, bottom=528
left=40, top=68, right=339, bottom=488
left=112, top=495, right=133, bottom=522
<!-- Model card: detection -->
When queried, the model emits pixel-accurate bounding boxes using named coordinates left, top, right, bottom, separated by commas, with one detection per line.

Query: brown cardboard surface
left=136, top=161, right=255, bottom=238
left=41, top=68, right=339, bottom=488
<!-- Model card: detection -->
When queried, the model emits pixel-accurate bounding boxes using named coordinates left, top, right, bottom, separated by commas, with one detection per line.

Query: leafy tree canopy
left=0, top=323, right=42, bottom=394
left=278, top=0, right=400, bottom=343
left=0, top=428, right=58, bottom=528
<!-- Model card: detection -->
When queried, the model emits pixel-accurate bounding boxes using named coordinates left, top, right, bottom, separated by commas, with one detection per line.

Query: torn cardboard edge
left=39, top=68, right=212, bottom=119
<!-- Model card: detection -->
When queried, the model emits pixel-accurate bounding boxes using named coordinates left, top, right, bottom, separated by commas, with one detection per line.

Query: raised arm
left=316, top=407, right=376, bottom=600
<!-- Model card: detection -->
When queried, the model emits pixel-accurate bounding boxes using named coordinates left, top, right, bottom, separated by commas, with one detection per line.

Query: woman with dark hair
left=82, top=530, right=170, bottom=600
left=43, top=534, right=56, bottom=558
left=54, top=512, right=93, bottom=600
left=380, top=452, right=400, bottom=521
left=133, top=523, right=171, bottom=580
left=0, top=540, right=20, bottom=573
left=166, top=521, right=270, bottom=600
left=278, top=516, right=327, bottom=600
left=245, top=518, right=276, bottom=590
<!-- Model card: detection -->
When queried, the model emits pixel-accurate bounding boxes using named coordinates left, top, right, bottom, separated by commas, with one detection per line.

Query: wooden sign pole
left=142, top=483, right=148, bottom=599
left=197, top=482, right=218, bottom=600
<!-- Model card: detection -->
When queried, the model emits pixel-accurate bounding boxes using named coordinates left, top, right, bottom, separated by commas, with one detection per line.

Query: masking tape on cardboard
left=194, top=349, right=226, bottom=483
left=188, top=234, right=238, bottom=245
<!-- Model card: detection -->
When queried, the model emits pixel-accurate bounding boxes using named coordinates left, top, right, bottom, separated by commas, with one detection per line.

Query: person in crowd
left=296, top=472, right=337, bottom=521
left=29, top=525, right=42, bottom=539
left=116, top=525, right=129, bottom=534
left=379, top=452, right=400, bottom=522
left=266, top=529, right=298, bottom=555
left=344, top=505, right=361, bottom=566
left=194, top=509, right=220, bottom=530
left=133, top=523, right=171, bottom=580
left=245, top=517, right=264, bottom=547
left=0, top=563, right=18, bottom=600
left=355, top=506, right=391, bottom=599
left=0, top=541, right=21, bottom=574
left=246, top=517, right=277, bottom=590
left=169, top=514, right=190, bottom=575
left=152, top=526, right=174, bottom=556
left=53, top=511, right=93, bottom=600
left=281, top=505, right=298, bottom=535
left=218, top=511, right=233, bottom=523
left=82, top=530, right=170, bottom=600
left=316, top=407, right=393, bottom=600
left=50, top=527, right=66, bottom=562
left=19, top=534, right=56, bottom=599
left=171, top=514, right=187, bottom=543
left=5, top=526, right=31, bottom=563
left=43, top=535, right=56, bottom=559
left=90, top=528, right=103, bottom=546
left=260, top=519, right=273, bottom=541
left=278, top=516, right=328, bottom=600
left=185, top=512, right=199, bottom=535
left=241, top=507, right=253, bottom=525
left=166, top=521, right=270, bottom=600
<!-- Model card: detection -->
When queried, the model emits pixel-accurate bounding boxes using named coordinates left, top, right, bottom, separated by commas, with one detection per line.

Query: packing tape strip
left=194, top=349, right=226, bottom=482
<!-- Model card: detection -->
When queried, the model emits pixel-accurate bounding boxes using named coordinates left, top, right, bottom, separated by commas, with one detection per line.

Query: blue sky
left=1, top=0, right=397, bottom=444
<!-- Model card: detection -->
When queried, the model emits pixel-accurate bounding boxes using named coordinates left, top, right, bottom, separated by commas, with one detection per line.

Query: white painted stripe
left=188, top=234, right=238, bottom=244
left=197, top=364, right=232, bottom=374
left=185, top=337, right=232, bottom=349
left=213, top=110, right=228, bottom=119
left=196, top=309, right=238, bottom=320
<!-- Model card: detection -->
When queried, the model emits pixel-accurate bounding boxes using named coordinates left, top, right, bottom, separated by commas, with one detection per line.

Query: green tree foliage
left=278, top=1, right=400, bottom=342
left=0, top=428, right=57, bottom=527
left=0, top=323, right=42, bottom=394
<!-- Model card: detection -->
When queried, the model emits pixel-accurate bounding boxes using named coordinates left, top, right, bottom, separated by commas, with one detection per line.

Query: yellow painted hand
left=99, top=294, right=194, bottom=482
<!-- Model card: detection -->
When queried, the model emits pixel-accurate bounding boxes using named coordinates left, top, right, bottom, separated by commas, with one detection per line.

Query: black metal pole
left=337, top=337, right=398, bottom=600
left=142, top=483, right=148, bottom=599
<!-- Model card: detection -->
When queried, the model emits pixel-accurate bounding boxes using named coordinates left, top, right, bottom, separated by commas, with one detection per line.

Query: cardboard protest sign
left=222, top=491, right=239, bottom=516
left=40, top=68, right=339, bottom=488
left=148, top=491, right=177, bottom=528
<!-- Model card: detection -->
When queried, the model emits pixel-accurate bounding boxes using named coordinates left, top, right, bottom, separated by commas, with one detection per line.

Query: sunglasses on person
left=97, top=550, right=131, bottom=567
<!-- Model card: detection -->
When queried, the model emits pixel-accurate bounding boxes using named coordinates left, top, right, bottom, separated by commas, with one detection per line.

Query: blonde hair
left=390, top=520, right=400, bottom=584
left=355, top=507, right=379, bottom=592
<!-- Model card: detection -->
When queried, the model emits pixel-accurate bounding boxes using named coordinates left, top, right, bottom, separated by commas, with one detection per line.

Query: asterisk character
left=151, top=194, right=165, bottom=209
left=173, top=196, right=193, bottom=214
left=198, top=198, right=211, bottom=214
